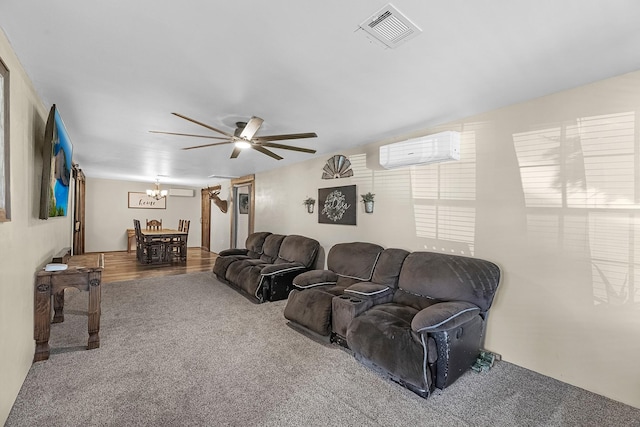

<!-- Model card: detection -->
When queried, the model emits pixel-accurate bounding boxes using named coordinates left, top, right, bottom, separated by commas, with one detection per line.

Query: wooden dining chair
left=146, top=219, right=162, bottom=230
left=133, top=219, right=143, bottom=262
left=170, top=220, right=190, bottom=262
left=136, top=219, right=168, bottom=264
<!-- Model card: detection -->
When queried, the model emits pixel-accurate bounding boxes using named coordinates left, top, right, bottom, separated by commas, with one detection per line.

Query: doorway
left=230, top=175, right=255, bottom=248
left=200, top=184, right=222, bottom=252
left=72, top=164, right=86, bottom=255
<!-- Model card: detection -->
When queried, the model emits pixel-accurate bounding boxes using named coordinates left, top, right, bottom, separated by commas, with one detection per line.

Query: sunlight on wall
left=411, top=131, right=477, bottom=255
left=514, top=111, right=639, bottom=308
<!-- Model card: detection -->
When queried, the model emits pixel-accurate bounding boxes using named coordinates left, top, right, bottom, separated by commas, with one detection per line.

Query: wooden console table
left=34, top=253, right=104, bottom=362
left=126, top=228, right=135, bottom=253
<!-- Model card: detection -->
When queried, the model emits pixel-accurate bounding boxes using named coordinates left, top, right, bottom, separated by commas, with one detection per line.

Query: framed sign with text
left=318, top=184, right=356, bottom=225
left=128, top=192, right=166, bottom=209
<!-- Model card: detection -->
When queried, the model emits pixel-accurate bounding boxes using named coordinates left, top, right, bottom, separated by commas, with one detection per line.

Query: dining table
left=137, top=228, right=188, bottom=265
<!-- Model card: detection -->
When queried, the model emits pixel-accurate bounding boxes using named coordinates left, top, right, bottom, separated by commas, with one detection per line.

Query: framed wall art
left=318, top=184, right=356, bottom=225
left=39, top=105, right=73, bottom=219
left=0, top=57, right=9, bottom=222
left=238, top=193, right=249, bottom=214
left=128, top=192, right=166, bottom=209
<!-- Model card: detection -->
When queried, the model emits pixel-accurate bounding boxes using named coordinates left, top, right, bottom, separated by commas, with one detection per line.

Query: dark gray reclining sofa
left=284, top=242, right=408, bottom=341
left=213, top=232, right=320, bottom=303
left=285, top=243, right=501, bottom=398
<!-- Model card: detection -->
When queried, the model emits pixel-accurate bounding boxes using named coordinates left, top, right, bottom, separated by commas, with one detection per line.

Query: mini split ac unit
left=168, top=188, right=195, bottom=197
left=379, top=131, right=460, bottom=169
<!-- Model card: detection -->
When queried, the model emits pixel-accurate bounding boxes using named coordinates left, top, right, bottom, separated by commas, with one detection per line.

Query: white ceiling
left=1, top=1, right=640, bottom=188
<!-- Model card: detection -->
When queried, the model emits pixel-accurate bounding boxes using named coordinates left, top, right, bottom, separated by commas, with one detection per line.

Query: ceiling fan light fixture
left=235, top=140, right=251, bottom=150
left=158, top=113, right=317, bottom=159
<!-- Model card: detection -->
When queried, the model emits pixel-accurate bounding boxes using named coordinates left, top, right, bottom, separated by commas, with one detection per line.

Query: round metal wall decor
left=322, top=155, right=353, bottom=179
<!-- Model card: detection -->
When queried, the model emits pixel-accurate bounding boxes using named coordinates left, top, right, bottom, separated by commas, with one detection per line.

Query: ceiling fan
left=150, top=113, right=318, bottom=160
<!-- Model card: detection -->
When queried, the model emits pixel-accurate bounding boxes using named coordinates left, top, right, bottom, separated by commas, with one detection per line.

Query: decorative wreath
left=322, top=190, right=351, bottom=222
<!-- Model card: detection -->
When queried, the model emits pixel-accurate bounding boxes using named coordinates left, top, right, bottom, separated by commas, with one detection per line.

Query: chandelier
left=146, top=179, right=168, bottom=200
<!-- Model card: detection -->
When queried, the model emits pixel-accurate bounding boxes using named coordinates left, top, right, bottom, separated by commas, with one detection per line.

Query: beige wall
left=256, top=70, right=640, bottom=409
left=0, top=30, right=72, bottom=424
left=85, top=177, right=201, bottom=252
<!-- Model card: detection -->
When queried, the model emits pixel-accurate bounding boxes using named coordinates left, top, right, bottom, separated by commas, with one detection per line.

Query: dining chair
left=136, top=219, right=168, bottom=264
left=133, top=219, right=143, bottom=262
left=170, top=220, right=190, bottom=261
left=146, top=219, right=162, bottom=230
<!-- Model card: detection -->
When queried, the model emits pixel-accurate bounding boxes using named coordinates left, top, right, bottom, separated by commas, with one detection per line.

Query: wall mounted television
left=39, top=104, right=73, bottom=219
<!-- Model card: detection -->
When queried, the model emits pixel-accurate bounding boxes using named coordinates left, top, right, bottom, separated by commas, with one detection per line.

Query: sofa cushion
left=327, top=242, right=384, bottom=281
left=276, top=235, right=319, bottom=267
left=335, top=275, right=365, bottom=288
left=347, top=303, right=431, bottom=392
left=245, top=231, right=272, bottom=258
left=260, top=234, right=286, bottom=263
left=225, top=257, right=256, bottom=284
left=370, top=248, right=409, bottom=287
left=213, top=254, right=249, bottom=278
left=392, top=288, right=439, bottom=311
left=397, top=252, right=501, bottom=312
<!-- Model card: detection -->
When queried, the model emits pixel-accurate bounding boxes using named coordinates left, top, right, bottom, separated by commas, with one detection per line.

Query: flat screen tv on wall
left=39, top=104, right=73, bottom=219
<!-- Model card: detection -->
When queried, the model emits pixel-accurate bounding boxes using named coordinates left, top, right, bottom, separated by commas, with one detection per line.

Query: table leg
left=87, top=271, right=101, bottom=350
left=33, top=276, right=52, bottom=362
left=52, top=290, right=65, bottom=323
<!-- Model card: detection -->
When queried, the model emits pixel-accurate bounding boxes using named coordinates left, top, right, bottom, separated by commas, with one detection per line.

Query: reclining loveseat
left=285, top=247, right=501, bottom=398
left=214, top=232, right=320, bottom=303
left=284, top=242, right=409, bottom=341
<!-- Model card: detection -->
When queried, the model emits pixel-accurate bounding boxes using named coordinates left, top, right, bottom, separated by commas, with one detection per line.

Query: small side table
left=126, top=228, right=135, bottom=253
left=34, top=253, right=104, bottom=362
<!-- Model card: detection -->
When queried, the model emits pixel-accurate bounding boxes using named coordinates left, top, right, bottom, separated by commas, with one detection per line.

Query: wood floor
left=73, top=248, right=218, bottom=284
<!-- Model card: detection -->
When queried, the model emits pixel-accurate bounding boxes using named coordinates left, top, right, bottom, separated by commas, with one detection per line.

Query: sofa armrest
left=344, top=282, right=391, bottom=298
left=411, top=301, right=481, bottom=333
left=261, top=262, right=307, bottom=277
left=218, top=248, right=248, bottom=257
left=291, top=270, right=338, bottom=290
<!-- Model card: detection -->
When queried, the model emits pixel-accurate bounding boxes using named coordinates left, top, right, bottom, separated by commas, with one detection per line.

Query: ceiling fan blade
left=259, top=142, right=316, bottom=154
left=230, top=146, right=242, bottom=159
left=172, top=113, right=234, bottom=138
left=252, top=132, right=318, bottom=142
left=149, top=130, right=229, bottom=140
left=251, top=145, right=283, bottom=160
left=181, top=141, right=233, bottom=150
left=239, top=116, right=264, bottom=140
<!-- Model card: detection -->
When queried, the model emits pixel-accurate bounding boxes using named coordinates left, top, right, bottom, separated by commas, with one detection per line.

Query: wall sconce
left=303, top=197, right=316, bottom=214
left=361, top=192, right=375, bottom=214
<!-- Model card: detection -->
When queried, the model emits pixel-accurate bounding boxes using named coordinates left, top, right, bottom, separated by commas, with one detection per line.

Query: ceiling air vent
left=358, top=3, right=422, bottom=49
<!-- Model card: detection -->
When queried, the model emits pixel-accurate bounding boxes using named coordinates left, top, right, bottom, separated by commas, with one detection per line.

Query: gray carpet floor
left=7, top=272, right=640, bottom=426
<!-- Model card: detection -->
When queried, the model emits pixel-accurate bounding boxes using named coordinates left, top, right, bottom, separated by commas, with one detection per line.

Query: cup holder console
left=331, top=294, right=374, bottom=346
